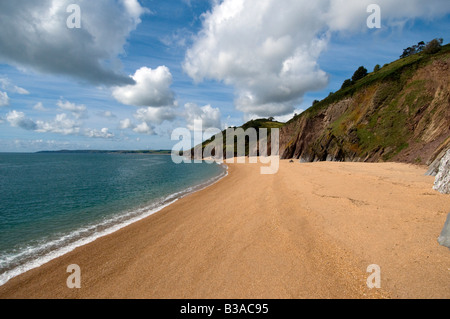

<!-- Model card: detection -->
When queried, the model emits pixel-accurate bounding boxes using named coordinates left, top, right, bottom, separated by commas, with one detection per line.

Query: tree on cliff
left=423, top=38, right=443, bottom=55
left=341, top=79, right=352, bottom=90
left=400, top=38, right=444, bottom=58
left=351, top=66, right=368, bottom=83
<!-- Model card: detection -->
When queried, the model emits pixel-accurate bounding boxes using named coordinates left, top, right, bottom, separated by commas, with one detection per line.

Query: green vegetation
left=341, top=79, right=352, bottom=90
left=351, top=66, right=369, bottom=82
left=241, top=118, right=285, bottom=131
left=423, top=38, right=444, bottom=55
left=284, top=41, right=449, bottom=163
left=339, top=66, right=369, bottom=92
left=300, top=42, right=450, bottom=120
left=194, top=40, right=449, bottom=163
left=400, top=38, right=443, bottom=58
left=190, top=118, right=285, bottom=158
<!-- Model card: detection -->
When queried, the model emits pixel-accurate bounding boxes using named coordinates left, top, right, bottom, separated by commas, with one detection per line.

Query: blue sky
left=0, top=0, right=449, bottom=152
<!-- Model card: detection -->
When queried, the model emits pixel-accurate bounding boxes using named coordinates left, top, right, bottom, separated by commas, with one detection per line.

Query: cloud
left=184, top=0, right=450, bottom=117
left=84, top=128, right=114, bottom=139
left=57, top=99, right=88, bottom=119
left=36, top=113, right=81, bottom=135
left=6, top=110, right=37, bottom=130
left=325, top=0, right=450, bottom=32
left=122, top=0, right=150, bottom=18
left=121, top=105, right=177, bottom=136
left=0, top=78, right=29, bottom=107
left=183, top=0, right=330, bottom=117
left=0, top=0, right=149, bottom=86
left=38, top=114, right=114, bottom=138
left=184, top=103, right=222, bottom=131
left=112, top=66, right=176, bottom=107
left=33, top=102, right=49, bottom=112
left=134, top=106, right=177, bottom=125
left=118, top=104, right=179, bottom=135
left=0, top=77, right=29, bottom=95
left=0, top=91, right=9, bottom=107
left=4, top=138, right=77, bottom=152
left=6, top=109, right=114, bottom=139
left=119, top=118, right=135, bottom=130
left=274, top=109, right=304, bottom=123
left=160, top=28, right=195, bottom=49
left=97, top=111, right=117, bottom=119
left=133, top=122, right=154, bottom=135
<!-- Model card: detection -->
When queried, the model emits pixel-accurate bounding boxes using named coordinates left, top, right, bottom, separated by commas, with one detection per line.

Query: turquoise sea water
left=0, top=153, right=226, bottom=285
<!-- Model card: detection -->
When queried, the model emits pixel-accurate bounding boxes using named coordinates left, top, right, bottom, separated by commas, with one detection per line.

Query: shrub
left=423, top=38, right=443, bottom=55
left=351, top=66, right=368, bottom=83
left=341, top=79, right=353, bottom=90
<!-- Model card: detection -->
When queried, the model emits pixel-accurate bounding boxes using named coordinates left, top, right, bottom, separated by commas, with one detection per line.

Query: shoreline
left=0, top=160, right=449, bottom=299
left=0, top=161, right=228, bottom=288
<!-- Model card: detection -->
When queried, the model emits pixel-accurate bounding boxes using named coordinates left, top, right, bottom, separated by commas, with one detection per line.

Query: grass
left=283, top=43, right=449, bottom=161
left=191, top=118, right=285, bottom=157
left=290, top=43, right=450, bottom=123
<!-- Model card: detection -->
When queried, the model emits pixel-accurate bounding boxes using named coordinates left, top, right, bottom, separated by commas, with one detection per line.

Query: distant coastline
left=0, top=152, right=226, bottom=287
left=35, top=150, right=173, bottom=155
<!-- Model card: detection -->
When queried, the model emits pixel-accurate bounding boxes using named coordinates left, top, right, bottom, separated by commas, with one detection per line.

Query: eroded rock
left=433, top=149, right=450, bottom=194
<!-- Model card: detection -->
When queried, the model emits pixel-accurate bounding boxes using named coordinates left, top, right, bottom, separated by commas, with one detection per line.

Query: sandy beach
left=0, top=160, right=449, bottom=299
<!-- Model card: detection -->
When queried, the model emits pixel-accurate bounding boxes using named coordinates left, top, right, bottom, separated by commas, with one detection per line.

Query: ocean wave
left=0, top=164, right=228, bottom=287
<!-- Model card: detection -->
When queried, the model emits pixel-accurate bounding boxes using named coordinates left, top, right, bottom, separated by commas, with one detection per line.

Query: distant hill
left=185, top=118, right=285, bottom=159
left=37, top=150, right=172, bottom=155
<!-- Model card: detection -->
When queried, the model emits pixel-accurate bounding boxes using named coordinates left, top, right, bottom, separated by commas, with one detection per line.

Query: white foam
left=0, top=165, right=228, bottom=287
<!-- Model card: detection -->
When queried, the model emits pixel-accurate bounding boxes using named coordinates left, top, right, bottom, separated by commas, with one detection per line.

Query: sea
left=0, top=152, right=227, bottom=286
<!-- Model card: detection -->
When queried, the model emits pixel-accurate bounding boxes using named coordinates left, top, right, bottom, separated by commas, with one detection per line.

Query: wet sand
left=0, top=160, right=449, bottom=299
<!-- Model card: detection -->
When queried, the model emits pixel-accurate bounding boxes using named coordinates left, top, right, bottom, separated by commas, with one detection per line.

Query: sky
left=0, top=0, right=449, bottom=152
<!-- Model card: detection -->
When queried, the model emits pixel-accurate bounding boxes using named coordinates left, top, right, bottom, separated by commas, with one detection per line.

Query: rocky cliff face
left=433, top=149, right=450, bottom=194
left=279, top=47, right=450, bottom=166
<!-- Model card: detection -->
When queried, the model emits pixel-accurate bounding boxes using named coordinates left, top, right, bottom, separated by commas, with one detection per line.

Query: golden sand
left=0, top=160, right=449, bottom=299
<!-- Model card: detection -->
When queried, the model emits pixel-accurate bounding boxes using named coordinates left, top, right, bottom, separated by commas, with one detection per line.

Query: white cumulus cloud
left=133, top=122, right=154, bottom=135
left=6, top=109, right=114, bottom=139
left=184, top=103, right=222, bottom=131
left=112, top=66, right=176, bottom=107
left=134, top=106, right=177, bottom=125
left=85, top=127, right=114, bottom=139
left=7, top=110, right=37, bottom=130
left=36, top=113, right=81, bottom=135
left=57, top=99, right=88, bottom=119
left=0, top=0, right=149, bottom=85
left=119, top=118, right=135, bottom=130
left=184, top=0, right=450, bottom=118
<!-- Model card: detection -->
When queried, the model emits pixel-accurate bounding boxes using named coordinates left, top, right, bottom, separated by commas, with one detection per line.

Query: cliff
left=280, top=44, right=450, bottom=166
left=189, top=44, right=450, bottom=169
